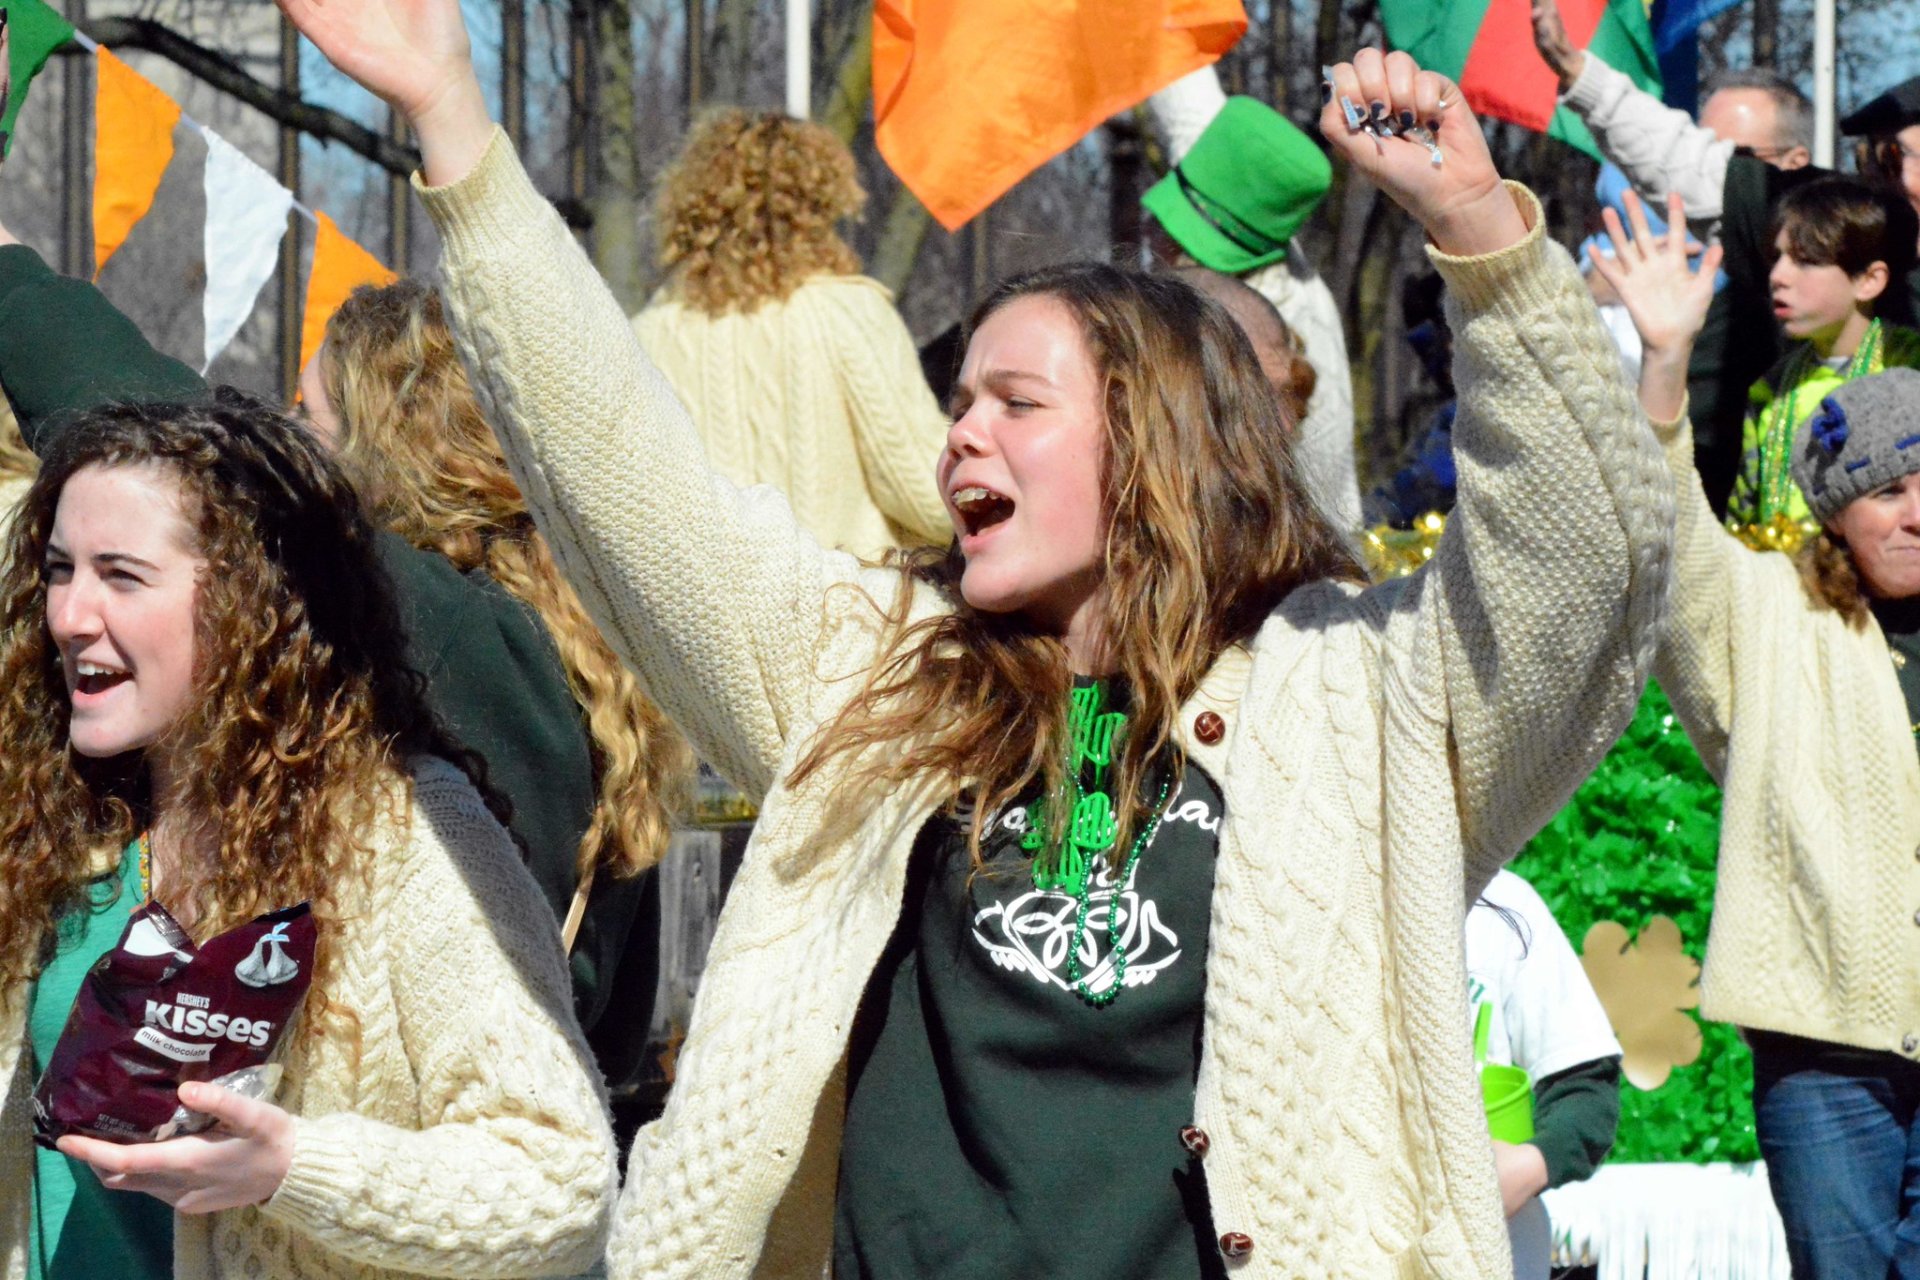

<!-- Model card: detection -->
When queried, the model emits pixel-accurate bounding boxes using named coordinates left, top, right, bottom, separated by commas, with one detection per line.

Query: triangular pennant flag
left=2, top=0, right=76, bottom=156
left=873, top=0, right=1247, bottom=231
left=200, top=129, right=293, bottom=373
left=300, top=212, right=397, bottom=373
left=1381, top=0, right=1661, bottom=161
left=92, top=47, right=181, bottom=275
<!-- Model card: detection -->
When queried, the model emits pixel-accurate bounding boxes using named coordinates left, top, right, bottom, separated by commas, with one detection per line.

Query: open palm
left=1589, top=190, right=1722, bottom=356
left=275, top=0, right=472, bottom=121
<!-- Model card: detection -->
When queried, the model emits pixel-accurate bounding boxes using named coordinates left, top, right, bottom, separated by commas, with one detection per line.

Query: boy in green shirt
left=1727, top=178, right=1920, bottom=534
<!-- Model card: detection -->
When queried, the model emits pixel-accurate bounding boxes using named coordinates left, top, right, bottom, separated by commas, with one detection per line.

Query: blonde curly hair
left=653, top=108, right=865, bottom=314
left=322, top=280, right=694, bottom=888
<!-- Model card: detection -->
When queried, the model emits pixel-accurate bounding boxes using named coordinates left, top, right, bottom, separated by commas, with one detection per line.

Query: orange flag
left=92, top=47, right=181, bottom=276
left=873, top=0, right=1247, bottom=231
left=300, top=212, right=398, bottom=373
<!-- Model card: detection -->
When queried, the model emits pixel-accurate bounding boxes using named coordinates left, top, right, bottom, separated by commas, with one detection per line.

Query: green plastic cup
left=1471, top=1001, right=1534, bottom=1143
left=1480, top=1063, right=1535, bottom=1143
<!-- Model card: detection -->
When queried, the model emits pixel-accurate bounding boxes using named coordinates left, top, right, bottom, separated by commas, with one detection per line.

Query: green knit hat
left=1141, top=97, right=1332, bottom=274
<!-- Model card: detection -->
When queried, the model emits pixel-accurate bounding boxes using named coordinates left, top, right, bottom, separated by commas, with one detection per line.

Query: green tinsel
left=1510, top=681, right=1760, bottom=1165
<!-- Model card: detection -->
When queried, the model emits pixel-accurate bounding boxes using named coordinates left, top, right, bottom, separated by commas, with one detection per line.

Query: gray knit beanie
left=1790, top=368, right=1920, bottom=523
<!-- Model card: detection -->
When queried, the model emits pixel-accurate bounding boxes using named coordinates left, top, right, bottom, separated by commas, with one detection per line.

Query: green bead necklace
left=1062, top=777, right=1172, bottom=1006
left=1761, top=318, right=1884, bottom=522
left=1020, top=681, right=1174, bottom=1006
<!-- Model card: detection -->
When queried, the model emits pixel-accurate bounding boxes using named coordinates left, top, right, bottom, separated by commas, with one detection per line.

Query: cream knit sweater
left=0, top=757, right=617, bottom=1280
left=633, top=276, right=953, bottom=559
left=419, top=133, right=1673, bottom=1279
left=1653, top=413, right=1920, bottom=1056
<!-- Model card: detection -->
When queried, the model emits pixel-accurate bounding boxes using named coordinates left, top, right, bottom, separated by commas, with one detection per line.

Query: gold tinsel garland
left=1364, top=511, right=1822, bottom=582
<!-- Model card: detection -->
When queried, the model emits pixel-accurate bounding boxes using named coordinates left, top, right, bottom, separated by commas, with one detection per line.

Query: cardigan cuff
left=1562, top=51, right=1620, bottom=114
left=1424, top=182, right=1552, bottom=316
left=412, top=126, right=554, bottom=268
left=259, top=1114, right=360, bottom=1236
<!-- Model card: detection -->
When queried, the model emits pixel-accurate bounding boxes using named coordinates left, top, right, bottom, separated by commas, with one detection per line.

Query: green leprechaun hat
left=1141, top=96, right=1332, bottom=274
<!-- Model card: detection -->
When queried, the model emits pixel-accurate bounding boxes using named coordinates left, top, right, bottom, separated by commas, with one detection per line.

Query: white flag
left=200, top=129, right=292, bottom=374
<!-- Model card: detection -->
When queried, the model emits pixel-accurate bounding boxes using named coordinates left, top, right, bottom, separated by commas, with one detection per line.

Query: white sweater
left=1654, top=410, right=1920, bottom=1054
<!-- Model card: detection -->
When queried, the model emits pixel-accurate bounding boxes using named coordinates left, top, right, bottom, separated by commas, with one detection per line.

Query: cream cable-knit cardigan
left=0, top=758, right=617, bottom=1280
left=1652, top=412, right=1920, bottom=1056
left=418, top=133, right=1673, bottom=1279
left=633, top=275, right=953, bottom=558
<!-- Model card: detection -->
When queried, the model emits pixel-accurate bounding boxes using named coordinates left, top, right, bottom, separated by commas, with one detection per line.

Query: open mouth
left=74, top=660, right=131, bottom=697
left=952, top=485, right=1016, bottom=538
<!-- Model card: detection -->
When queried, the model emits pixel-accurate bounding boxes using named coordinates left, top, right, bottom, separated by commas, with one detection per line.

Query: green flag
left=1382, top=0, right=1662, bottom=160
left=3, top=0, right=77, bottom=154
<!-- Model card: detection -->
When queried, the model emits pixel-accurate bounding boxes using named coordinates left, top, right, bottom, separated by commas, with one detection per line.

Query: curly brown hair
left=653, top=108, right=864, bottom=314
left=322, top=279, right=692, bottom=894
left=1797, top=530, right=1874, bottom=628
left=790, top=264, right=1363, bottom=865
left=0, top=392, right=492, bottom=1037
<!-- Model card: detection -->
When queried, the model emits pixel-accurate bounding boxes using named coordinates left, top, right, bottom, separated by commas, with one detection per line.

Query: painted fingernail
left=1426, top=118, right=1442, bottom=133
left=1321, top=80, right=1333, bottom=102
left=1370, top=101, right=1388, bottom=121
left=1399, top=110, right=1416, bottom=129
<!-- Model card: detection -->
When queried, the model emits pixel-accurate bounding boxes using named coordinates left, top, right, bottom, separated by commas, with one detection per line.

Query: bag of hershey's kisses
left=33, top=901, right=315, bottom=1146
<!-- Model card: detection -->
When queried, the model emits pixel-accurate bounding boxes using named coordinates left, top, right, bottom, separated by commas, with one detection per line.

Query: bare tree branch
left=65, top=16, right=420, bottom=176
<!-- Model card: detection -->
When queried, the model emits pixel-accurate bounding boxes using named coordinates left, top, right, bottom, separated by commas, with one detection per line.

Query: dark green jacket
left=0, top=245, right=656, bottom=1088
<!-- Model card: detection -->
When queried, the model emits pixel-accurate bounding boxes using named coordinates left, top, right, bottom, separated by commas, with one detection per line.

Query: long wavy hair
left=652, top=107, right=864, bottom=315
left=0, top=392, right=490, bottom=1035
left=790, top=263, right=1364, bottom=864
left=322, top=279, right=691, bottom=887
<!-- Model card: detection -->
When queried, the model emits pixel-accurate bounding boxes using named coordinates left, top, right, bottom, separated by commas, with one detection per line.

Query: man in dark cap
left=1845, top=76, right=1920, bottom=238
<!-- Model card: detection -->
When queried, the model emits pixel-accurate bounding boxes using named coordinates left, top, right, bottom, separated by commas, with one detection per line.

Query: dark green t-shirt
left=834, top=755, right=1226, bottom=1280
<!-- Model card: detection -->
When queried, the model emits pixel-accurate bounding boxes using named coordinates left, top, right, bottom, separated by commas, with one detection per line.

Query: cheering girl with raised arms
left=280, top=0, right=1673, bottom=1270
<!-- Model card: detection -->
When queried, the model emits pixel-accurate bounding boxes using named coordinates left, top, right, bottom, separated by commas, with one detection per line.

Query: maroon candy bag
left=33, top=901, right=316, bottom=1147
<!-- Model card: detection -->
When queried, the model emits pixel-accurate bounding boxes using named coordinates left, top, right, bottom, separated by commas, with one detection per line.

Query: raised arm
left=281, top=0, right=905, bottom=795
left=0, top=38, right=205, bottom=432
left=1532, top=0, right=1731, bottom=237
left=0, top=244, right=208, bottom=446
left=1146, top=63, right=1229, bottom=163
left=1590, top=191, right=1743, bottom=767
left=1322, top=53, right=1674, bottom=889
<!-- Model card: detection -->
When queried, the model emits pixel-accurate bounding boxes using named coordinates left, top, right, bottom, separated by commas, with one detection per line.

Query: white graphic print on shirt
left=969, top=777, right=1219, bottom=993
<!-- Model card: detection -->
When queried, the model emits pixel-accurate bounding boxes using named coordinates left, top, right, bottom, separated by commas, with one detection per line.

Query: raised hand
left=1588, top=189, right=1722, bottom=420
left=1319, top=49, right=1527, bottom=258
left=275, top=0, right=493, bottom=184
left=56, top=1080, right=295, bottom=1214
left=1531, top=0, right=1586, bottom=93
left=1589, top=190, right=1722, bottom=356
